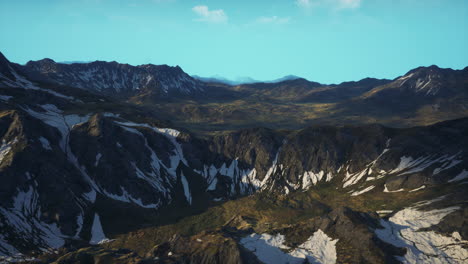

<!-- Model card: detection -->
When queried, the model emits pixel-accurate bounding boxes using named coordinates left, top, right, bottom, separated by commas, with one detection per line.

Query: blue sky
left=1, top=0, right=467, bottom=83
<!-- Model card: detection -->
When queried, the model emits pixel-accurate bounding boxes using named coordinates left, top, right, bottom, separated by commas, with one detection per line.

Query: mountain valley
left=0, top=52, right=467, bottom=264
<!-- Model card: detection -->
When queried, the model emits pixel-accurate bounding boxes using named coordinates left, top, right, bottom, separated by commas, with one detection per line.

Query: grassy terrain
left=105, top=192, right=328, bottom=255
left=103, top=176, right=466, bottom=257
left=143, top=98, right=468, bottom=136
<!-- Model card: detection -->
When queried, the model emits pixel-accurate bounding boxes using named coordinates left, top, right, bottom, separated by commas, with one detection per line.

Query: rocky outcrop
left=275, top=207, right=403, bottom=263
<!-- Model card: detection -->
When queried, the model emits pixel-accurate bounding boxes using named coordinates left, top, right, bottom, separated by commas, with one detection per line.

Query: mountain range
left=0, top=51, right=467, bottom=264
left=192, top=75, right=302, bottom=86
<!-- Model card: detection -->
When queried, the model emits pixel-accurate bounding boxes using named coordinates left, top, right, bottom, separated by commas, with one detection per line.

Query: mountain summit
left=21, top=58, right=204, bottom=98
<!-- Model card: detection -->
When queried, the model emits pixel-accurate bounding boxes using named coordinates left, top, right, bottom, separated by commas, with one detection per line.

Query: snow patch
left=293, top=229, right=338, bottom=264
left=390, top=153, right=461, bottom=177
left=350, top=185, right=375, bottom=196
left=94, top=153, right=102, bottom=167
left=302, top=171, right=325, bottom=189
left=448, top=170, right=468, bottom=183
left=409, top=185, right=426, bottom=192
left=241, top=230, right=338, bottom=264
left=383, top=184, right=404, bottom=193
left=376, top=205, right=467, bottom=263
left=433, top=159, right=463, bottom=175
left=260, top=151, right=281, bottom=190
left=341, top=147, right=391, bottom=188
left=241, top=233, right=300, bottom=264
left=180, top=172, right=192, bottom=205
left=103, top=112, right=120, bottom=118
left=74, top=213, right=83, bottom=239
left=0, top=138, right=17, bottom=164
left=376, top=210, right=393, bottom=215
left=115, top=120, right=187, bottom=177
left=199, top=161, right=263, bottom=196
left=0, top=95, right=13, bottom=101
left=343, top=168, right=369, bottom=188
left=398, top=73, right=414, bottom=86
left=102, top=187, right=160, bottom=209
left=1, top=67, right=74, bottom=100
left=0, top=186, right=65, bottom=251
left=89, top=213, right=107, bottom=245
left=38, top=137, right=52, bottom=150
left=207, top=176, right=218, bottom=191
left=366, top=174, right=384, bottom=181
left=0, top=253, right=37, bottom=263
left=82, top=190, right=96, bottom=203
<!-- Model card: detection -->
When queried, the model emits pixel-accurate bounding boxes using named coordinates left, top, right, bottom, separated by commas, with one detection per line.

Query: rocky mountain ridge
left=15, top=53, right=468, bottom=102
left=18, top=56, right=204, bottom=99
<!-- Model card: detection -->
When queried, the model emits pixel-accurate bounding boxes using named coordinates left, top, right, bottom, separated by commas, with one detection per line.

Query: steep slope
left=364, top=65, right=468, bottom=97
left=343, top=65, right=468, bottom=124
left=19, top=56, right=204, bottom=99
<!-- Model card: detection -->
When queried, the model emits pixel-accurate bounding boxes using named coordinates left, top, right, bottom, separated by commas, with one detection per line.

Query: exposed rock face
left=278, top=124, right=390, bottom=188
left=206, top=128, right=285, bottom=181
left=254, top=207, right=403, bottom=264
left=20, top=58, right=204, bottom=99
left=309, top=207, right=403, bottom=263
left=256, top=119, right=468, bottom=194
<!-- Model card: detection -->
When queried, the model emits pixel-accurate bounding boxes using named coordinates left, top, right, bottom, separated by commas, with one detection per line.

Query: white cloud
left=337, top=0, right=361, bottom=9
left=192, top=5, right=227, bottom=23
left=296, top=0, right=362, bottom=10
left=257, top=16, right=290, bottom=24
left=296, top=0, right=317, bottom=8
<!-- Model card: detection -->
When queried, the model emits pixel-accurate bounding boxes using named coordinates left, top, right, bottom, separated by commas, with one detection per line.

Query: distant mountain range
left=192, top=74, right=302, bottom=85
left=0, top=51, right=467, bottom=263
left=58, top=61, right=92, bottom=64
